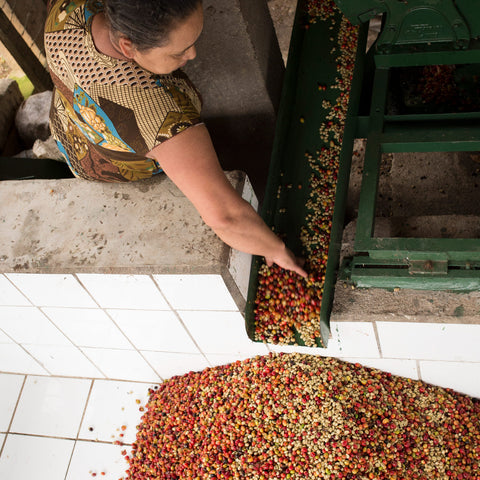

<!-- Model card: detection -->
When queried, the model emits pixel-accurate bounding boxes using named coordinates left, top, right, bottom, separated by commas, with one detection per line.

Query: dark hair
left=104, top=0, right=202, bottom=51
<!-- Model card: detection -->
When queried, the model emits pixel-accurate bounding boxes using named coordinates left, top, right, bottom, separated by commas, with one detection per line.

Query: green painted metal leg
left=354, top=67, right=390, bottom=251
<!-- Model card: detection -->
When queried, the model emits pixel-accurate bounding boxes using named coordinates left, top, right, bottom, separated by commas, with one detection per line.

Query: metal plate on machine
left=408, top=259, right=448, bottom=276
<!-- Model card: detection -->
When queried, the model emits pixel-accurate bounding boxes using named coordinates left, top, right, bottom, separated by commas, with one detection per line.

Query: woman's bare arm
left=148, top=124, right=307, bottom=278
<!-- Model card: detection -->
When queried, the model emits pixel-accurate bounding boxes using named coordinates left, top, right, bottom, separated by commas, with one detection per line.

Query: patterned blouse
left=45, top=0, right=202, bottom=182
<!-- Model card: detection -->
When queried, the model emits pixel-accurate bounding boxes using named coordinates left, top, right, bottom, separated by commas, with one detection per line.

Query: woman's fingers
left=296, top=256, right=306, bottom=268
left=289, top=261, right=308, bottom=279
left=265, top=250, right=308, bottom=279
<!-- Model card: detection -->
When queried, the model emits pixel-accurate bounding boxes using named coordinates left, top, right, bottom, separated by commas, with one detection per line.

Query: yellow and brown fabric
left=45, top=0, right=202, bottom=182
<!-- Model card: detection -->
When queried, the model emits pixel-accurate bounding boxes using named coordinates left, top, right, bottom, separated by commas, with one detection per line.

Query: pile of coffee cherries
left=415, top=65, right=480, bottom=112
left=125, top=353, right=480, bottom=480
left=254, top=1, right=358, bottom=346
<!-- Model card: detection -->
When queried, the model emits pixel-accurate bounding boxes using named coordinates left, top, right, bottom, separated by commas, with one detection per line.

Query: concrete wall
left=184, top=0, right=285, bottom=197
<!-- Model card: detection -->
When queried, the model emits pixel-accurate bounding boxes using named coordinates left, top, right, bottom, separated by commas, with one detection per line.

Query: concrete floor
left=267, top=0, right=297, bottom=64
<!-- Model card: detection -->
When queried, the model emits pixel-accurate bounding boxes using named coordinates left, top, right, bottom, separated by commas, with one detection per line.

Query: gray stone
left=0, top=78, right=23, bottom=152
left=15, top=136, right=62, bottom=160
left=32, top=135, right=63, bottom=161
left=13, top=148, right=35, bottom=158
left=15, top=90, right=52, bottom=147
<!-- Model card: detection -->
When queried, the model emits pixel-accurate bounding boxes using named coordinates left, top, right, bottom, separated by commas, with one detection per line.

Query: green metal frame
left=346, top=27, right=480, bottom=290
left=245, top=0, right=480, bottom=348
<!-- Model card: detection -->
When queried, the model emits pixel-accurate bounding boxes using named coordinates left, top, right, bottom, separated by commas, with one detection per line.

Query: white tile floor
left=0, top=373, right=156, bottom=480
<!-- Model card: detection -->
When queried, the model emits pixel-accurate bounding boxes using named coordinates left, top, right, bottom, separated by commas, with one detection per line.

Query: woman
left=45, top=0, right=306, bottom=277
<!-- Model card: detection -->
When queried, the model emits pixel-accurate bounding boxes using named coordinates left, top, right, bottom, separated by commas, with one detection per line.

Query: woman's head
left=104, top=0, right=203, bottom=74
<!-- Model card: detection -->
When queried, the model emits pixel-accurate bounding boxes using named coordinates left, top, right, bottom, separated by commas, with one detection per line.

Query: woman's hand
left=265, top=245, right=308, bottom=278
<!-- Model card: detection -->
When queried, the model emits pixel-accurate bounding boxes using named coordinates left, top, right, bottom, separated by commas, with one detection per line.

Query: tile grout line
left=74, top=273, right=174, bottom=380
left=104, top=307, right=239, bottom=313
left=0, top=371, right=163, bottom=384
left=75, top=379, right=95, bottom=440
left=38, top=335, right=110, bottom=379
left=3, top=275, right=102, bottom=311
left=38, top=302, right=110, bottom=378
left=0, top=370, right=166, bottom=383
left=63, top=378, right=95, bottom=480
left=0, top=310, right=55, bottom=376
left=6, top=375, right=27, bottom=433
left=0, top=430, right=133, bottom=444
left=3, top=274, right=35, bottom=306
left=416, top=360, right=423, bottom=382
left=98, top=308, right=202, bottom=382
left=88, top=306, right=164, bottom=382
left=72, top=273, right=104, bottom=310
left=2, top=277, right=108, bottom=377
left=99, top=309, right=141, bottom=351
left=38, top=304, right=160, bottom=381
left=34, top=306, right=81, bottom=348
left=0, top=303, right=38, bottom=307
left=150, top=275, right=212, bottom=367
left=2, top=376, right=137, bottom=445
left=149, top=273, right=240, bottom=312
left=18, top=343, right=55, bottom=376
left=0, top=374, right=27, bottom=459
left=372, top=321, right=383, bottom=358
left=134, top=350, right=164, bottom=384
left=75, top=273, right=175, bottom=311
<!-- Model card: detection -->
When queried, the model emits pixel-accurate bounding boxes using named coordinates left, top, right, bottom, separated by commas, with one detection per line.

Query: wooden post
left=0, top=7, right=52, bottom=92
